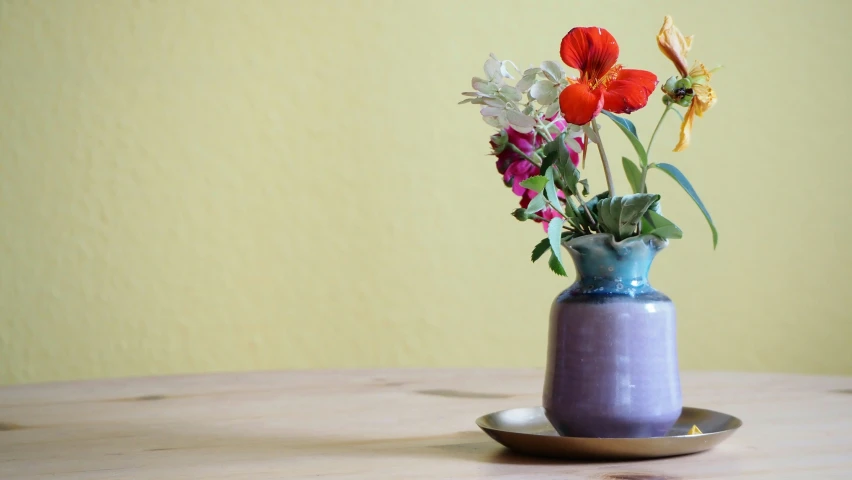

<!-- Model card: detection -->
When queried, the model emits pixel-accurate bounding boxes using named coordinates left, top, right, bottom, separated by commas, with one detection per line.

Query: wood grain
left=1, top=369, right=850, bottom=479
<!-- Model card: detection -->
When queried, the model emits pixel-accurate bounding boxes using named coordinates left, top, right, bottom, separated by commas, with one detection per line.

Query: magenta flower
left=492, top=115, right=581, bottom=179
left=491, top=113, right=583, bottom=232
left=538, top=208, right=562, bottom=232
left=505, top=160, right=539, bottom=196
left=519, top=188, right=567, bottom=232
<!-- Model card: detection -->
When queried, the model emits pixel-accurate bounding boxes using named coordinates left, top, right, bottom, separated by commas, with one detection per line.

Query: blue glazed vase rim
left=563, top=233, right=668, bottom=255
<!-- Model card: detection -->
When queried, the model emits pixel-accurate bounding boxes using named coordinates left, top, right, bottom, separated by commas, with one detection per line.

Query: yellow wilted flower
left=657, top=16, right=718, bottom=152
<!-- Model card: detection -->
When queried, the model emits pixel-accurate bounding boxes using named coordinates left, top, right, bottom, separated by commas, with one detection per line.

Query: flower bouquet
left=461, top=17, right=720, bottom=438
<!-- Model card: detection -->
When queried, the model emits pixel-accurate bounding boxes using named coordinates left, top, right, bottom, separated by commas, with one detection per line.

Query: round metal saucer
left=476, top=406, right=741, bottom=460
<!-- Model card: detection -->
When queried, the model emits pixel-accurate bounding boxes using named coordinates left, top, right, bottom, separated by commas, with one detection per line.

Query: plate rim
left=475, top=405, right=742, bottom=440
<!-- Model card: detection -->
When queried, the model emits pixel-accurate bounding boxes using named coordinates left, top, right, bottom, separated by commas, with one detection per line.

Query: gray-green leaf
left=516, top=74, right=537, bottom=93
left=506, top=110, right=535, bottom=132
left=540, top=61, right=564, bottom=83
left=472, top=77, right=497, bottom=94
left=484, top=57, right=501, bottom=79
left=501, top=85, right=522, bottom=102
left=545, top=101, right=561, bottom=118
left=530, top=81, right=557, bottom=103
left=598, top=194, right=661, bottom=240
left=653, top=163, right=718, bottom=248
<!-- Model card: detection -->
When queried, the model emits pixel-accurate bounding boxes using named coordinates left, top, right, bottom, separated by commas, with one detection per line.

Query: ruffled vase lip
left=563, top=233, right=668, bottom=255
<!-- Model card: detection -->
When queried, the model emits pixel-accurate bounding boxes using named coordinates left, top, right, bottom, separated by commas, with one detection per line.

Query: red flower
left=558, top=27, right=658, bottom=125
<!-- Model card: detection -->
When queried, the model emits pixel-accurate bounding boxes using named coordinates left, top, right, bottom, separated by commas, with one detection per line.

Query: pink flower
left=491, top=115, right=582, bottom=176
left=490, top=114, right=583, bottom=232
left=505, top=160, right=538, bottom=196
left=538, top=208, right=562, bottom=232
left=519, top=189, right=566, bottom=233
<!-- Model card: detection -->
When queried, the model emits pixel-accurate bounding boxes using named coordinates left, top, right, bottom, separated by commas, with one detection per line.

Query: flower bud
left=662, top=76, right=678, bottom=95
left=511, top=208, right=530, bottom=221
left=675, top=77, right=692, bottom=90
left=490, top=130, right=509, bottom=155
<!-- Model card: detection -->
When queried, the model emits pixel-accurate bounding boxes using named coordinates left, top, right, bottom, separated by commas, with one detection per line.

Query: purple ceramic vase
left=543, top=234, right=681, bottom=438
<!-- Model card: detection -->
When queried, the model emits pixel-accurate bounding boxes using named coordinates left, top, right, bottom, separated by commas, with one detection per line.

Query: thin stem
left=646, top=103, right=673, bottom=158
left=638, top=103, right=674, bottom=193
left=565, top=196, right=582, bottom=218
left=574, top=193, right=596, bottom=227
left=543, top=197, right=569, bottom=219
left=507, top=143, right=540, bottom=166
left=638, top=164, right=650, bottom=195
left=536, top=119, right=555, bottom=143
left=591, top=119, right=615, bottom=197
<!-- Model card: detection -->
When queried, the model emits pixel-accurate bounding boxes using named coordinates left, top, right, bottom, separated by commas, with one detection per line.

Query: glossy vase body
left=543, top=234, right=681, bottom=438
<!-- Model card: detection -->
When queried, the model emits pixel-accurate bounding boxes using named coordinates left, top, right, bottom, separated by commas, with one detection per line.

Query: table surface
left=1, top=369, right=850, bottom=479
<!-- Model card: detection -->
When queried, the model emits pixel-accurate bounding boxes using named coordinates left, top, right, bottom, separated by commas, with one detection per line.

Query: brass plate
left=476, top=406, right=741, bottom=460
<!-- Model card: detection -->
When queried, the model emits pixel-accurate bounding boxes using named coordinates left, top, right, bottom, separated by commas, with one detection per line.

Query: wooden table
left=1, top=369, right=850, bottom=479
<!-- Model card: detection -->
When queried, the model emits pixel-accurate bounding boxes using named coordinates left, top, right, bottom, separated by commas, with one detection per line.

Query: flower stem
left=507, top=143, right=540, bottom=166
left=646, top=102, right=673, bottom=158
left=536, top=118, right=556, bottom=143
left=574, top=192, right=596, bottom=227
left=543, top=198, right=569, bottom=219
left=565, top=196, right=582, bottom=217
left=591, top=119, right=615, bottom=197
left=639, top=103, right=674, bottom=193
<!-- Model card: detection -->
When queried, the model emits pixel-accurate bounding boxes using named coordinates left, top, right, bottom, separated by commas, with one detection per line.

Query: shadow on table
left=134, top=427, right=597, bottom=466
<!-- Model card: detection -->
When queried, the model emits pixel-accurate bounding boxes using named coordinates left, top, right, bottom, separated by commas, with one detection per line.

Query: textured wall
left=1, top=0, right=851, bottom=384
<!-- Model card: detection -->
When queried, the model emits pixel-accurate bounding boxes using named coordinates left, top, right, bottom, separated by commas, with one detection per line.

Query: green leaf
left=644, top=209, right=683, bottom=239
left=653, top=163, right=718, bottom=248
left=519, top=175, right=548, bottom=193
left=525, top=192, right=546, bottom=214
left=640, top=200, right=663, bottom=234
left=601, top=110, right=648, bottom=168
left=547, top=216, right=569, bottom=276
left=551, top=135, right=581, bottom=195
left=548, top=251, right=568, bottom=276
left=583, top=191, right=610, bottom=219
left=543, top=167, right=565, bottom=216
left=622, top=157, right=643, bottom=194
left=602, top=110, right=637, bottom=136
left=547, top=216, right=567, bottom=272
left=530, top=238, right=550, bottom=262
left=539, top=151, right=557, bottom=174
left=578, top=179, right=589, bottom=196
left=548, top=217, right=565, bottom=256
left=597, top=194, right=660, bottom=240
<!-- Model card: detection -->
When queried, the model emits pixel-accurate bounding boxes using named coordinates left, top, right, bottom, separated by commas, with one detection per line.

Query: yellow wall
left=2, top=0, right=850, bottom=385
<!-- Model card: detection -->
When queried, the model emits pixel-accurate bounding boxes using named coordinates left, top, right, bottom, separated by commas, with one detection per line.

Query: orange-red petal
left=602, top=69, right=657, bottom=114
left=559, top=82, right=605, bottom=125
left=560, top=27, right=619, bottom=81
